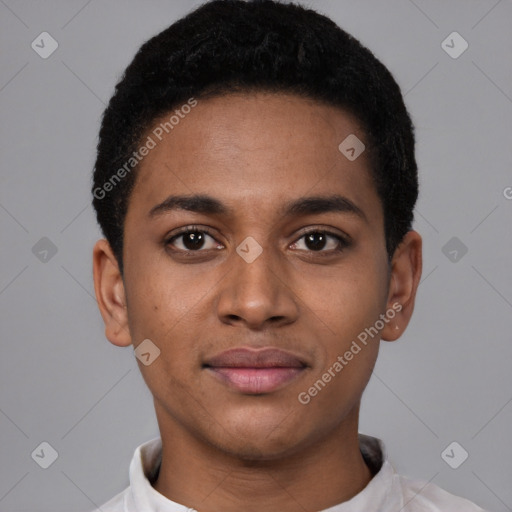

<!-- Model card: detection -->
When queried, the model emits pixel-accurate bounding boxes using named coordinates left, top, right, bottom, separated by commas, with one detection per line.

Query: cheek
left=123, top=259, right=216, bottom=379
left=124, top=275, right=201, bottom=405
left=296, top=344, right=378, bottom=431
left=296, top=267, right=385, bottom=398
left=124, top=253, right=209, bottom=338
left=297, top=261, right=387, bottom=338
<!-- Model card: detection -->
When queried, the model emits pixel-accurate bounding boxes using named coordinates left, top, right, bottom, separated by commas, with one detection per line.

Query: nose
left=215, top=242, right=300, bottom=330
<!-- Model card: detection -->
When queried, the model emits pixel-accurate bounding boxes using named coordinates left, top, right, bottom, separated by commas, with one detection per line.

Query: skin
left=93, top=92, right=422, bottom=512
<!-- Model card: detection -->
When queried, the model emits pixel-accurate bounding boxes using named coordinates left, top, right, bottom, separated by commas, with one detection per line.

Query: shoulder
left=91, top=487, right=128, bottom=512
left=399, top=474, right=488, bottom=512
left=359, top=435, right=488, bottom=512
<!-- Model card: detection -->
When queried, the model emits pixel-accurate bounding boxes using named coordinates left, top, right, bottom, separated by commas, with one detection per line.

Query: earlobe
left=381, top=230, right=422, bottom=342
left=92, top=239, right=132, bottom=347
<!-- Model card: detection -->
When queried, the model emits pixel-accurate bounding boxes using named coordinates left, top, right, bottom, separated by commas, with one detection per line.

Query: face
left=94, top=92, right=421, bottom=460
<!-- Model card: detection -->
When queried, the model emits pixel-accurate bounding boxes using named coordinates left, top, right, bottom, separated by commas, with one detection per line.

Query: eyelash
left=164, top=224, right=351, bottom=256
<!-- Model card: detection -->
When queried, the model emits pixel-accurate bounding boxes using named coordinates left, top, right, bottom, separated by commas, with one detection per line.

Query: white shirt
left=96, top=435, right=487, bottom=511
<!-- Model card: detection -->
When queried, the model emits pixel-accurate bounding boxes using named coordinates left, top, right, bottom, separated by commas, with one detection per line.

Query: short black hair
left=92, top=0, right=418, bottom=275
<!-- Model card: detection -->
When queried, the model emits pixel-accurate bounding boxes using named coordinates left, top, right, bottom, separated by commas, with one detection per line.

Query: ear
left=381, top=230, right=422, bottom=342
left=92, top=239, right=132, bottom=347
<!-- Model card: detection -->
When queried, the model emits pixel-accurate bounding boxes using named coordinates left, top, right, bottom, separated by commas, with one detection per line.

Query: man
left=91, top=0, right=487, bottom=510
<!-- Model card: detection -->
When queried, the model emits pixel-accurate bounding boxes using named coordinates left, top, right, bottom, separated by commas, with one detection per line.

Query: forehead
left=128, top=92, right=380, bottom=220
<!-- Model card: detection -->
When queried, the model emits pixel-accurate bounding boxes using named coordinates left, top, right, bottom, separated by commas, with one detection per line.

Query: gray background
left=1, top=0, right=511, bottom=511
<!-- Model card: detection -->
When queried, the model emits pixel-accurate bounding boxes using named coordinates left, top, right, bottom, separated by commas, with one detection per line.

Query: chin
left=209, top=406, right=309, bottom=461
left=214, top=435, right=302, bottom=462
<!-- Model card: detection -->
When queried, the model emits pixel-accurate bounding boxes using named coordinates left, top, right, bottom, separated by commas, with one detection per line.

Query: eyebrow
left=148, top=193, right=367, bottom=222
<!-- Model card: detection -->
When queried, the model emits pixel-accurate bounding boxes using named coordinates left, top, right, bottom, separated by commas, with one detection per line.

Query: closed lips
left=203, top=348, right=307, bottom=368
left=203, top=348, right=308, bottom=394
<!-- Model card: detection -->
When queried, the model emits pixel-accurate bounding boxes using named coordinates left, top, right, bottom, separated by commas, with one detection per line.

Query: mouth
left=203, top=347, right=308, bottom=394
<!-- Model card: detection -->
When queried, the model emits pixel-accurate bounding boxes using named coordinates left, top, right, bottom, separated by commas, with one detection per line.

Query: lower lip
left=206, top=367, right=305, bottom=394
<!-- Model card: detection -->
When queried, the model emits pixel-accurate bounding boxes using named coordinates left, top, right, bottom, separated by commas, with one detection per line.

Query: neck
left=152, top=403, right=373, bottom=512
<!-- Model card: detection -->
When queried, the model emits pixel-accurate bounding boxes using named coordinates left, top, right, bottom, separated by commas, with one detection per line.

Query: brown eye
left=304, top=232, right=328, bottom=251
left=290, top=230, right=350, bottom=253
left=182, top=232, right=206, bottom=250
left=166, top=228, right=222, bottom=252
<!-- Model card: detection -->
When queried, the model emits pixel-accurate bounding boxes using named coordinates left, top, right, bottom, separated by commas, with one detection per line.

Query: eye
left=164, top=226, right=350, bottom=255
left=165, top=226, right=223, bottom=252
left=290, top=229, right=350, bottom=253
